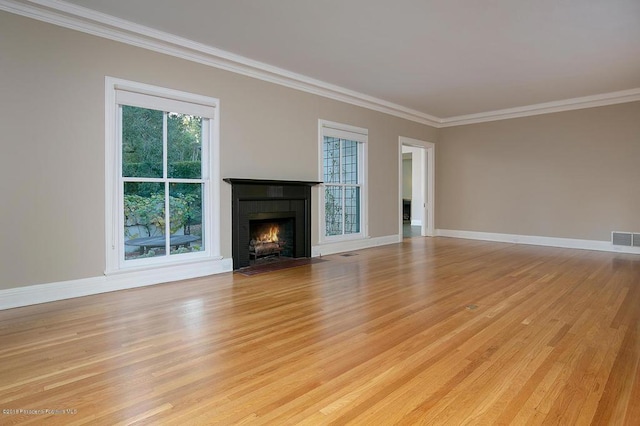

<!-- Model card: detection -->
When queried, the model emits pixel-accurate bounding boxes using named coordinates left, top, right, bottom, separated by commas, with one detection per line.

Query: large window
left=319, top=120, right=367, bottom=241
left=106, top=78, right=220, bottom=272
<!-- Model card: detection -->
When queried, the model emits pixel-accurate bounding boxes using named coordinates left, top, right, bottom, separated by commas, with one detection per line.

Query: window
left=319, top=120, right=367, bottom=241
left=106, top=78, right=220, bottom=272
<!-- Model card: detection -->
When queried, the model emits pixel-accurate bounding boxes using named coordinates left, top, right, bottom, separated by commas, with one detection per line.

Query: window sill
left=312, top=234, right=400, bottom=257
left=318, top=234, right=369, bottom=245
left=105, top=254, right=224, bottom=277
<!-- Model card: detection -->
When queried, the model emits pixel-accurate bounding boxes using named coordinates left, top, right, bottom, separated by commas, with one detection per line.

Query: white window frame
left=105, top=77, right=221, bottom=274
left=318, top=119, right=368, bottom=243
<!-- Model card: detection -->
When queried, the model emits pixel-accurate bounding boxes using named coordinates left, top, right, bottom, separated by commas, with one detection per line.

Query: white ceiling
left=18, top=0, right=640, bottom=119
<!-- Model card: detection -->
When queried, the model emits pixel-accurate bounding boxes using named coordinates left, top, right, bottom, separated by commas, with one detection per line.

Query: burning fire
left=257, top=226, right=279, bottom=243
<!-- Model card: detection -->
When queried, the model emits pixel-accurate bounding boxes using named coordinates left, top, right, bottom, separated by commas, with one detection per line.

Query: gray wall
left=0, top=12, right=438, bottom=290
left=402, top=157, right=412, bottom=199
left=437, top=102, right=640, bottom=240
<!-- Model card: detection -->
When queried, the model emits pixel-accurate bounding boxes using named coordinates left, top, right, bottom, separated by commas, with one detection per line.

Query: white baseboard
left=7, top=228, right=636, bottom=311
left=312, top=234, right=401, bottom=257
left=0, top=258, right=233, bottom=310
left=436, top=229, right=640, bottom=255
left=410, top=219, right=423, bottom=226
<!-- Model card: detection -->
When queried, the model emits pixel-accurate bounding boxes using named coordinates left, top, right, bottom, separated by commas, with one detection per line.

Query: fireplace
left=224, top=179, right=320, bottom=269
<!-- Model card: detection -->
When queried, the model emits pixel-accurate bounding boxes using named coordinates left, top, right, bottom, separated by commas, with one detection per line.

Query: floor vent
left=612, top=232, right=633, bottom=246
left=634, top=234, right=640, bottom=248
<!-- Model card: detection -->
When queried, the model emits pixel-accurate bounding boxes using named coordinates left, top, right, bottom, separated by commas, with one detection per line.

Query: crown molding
left=0, top=0, right=442, bottom=127
left=440, top=88, right=640, bottom=127
left=1, top=0, right=639, bottom=129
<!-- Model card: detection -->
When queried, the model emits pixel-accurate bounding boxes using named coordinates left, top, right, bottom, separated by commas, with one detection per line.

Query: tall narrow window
left=106, top=78, right=220, bottom=272
left=319, top=120, right=367, bottom=240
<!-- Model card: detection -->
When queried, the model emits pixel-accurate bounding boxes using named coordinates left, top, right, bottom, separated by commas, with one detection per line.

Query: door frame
left=398, top=137, right=435, bottom=238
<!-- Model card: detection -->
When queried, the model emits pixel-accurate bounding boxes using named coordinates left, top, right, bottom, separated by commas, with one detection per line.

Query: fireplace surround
left=224, top=178, right=320, bottom=269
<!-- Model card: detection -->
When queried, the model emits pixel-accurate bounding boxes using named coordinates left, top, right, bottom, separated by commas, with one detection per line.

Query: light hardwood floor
left=1, top=237, right=639, bottom=425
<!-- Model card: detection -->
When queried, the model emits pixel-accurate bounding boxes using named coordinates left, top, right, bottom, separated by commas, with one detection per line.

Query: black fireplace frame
left=224, top=178, right=320, bottom=269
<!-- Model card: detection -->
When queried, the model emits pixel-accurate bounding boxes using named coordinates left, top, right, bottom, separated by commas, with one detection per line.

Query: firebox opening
left=248, top=216, right=295, bottom=265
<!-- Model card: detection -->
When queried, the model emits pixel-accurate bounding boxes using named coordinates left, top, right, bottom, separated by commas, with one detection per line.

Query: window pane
left=342, top=140, right=358, bottom=184
left=123, top=182, right=165, bottom=259
left=344, top=186, right=360, bottom=234
left=168, top=113, right=202, bottom=179
left=122, top=106, right=163, bottom=178
left=323, top=137, right=340, bottom=183
left=325, top=185, right=343, bottom=236
left=169, top=183, right=204, bottom=255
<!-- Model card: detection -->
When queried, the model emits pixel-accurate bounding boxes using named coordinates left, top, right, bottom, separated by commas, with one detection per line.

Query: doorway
left=399, top=137, right=434, bottom=239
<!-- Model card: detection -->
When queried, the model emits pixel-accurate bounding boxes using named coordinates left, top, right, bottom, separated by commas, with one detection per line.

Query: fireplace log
left=250, top=241, right=282, bottom=257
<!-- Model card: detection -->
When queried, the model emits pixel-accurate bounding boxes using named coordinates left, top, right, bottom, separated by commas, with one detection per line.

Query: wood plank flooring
left=1, top=237, right=639, bottom=425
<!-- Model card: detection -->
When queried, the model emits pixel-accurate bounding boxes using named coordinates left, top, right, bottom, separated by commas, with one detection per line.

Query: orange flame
left=258, top=226, right=279, bottom=242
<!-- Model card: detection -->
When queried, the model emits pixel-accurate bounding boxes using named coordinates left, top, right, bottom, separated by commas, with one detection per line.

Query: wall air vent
left=612, top=232, right=632, bottom=246
left=633, top=234, right=640, bottom=247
